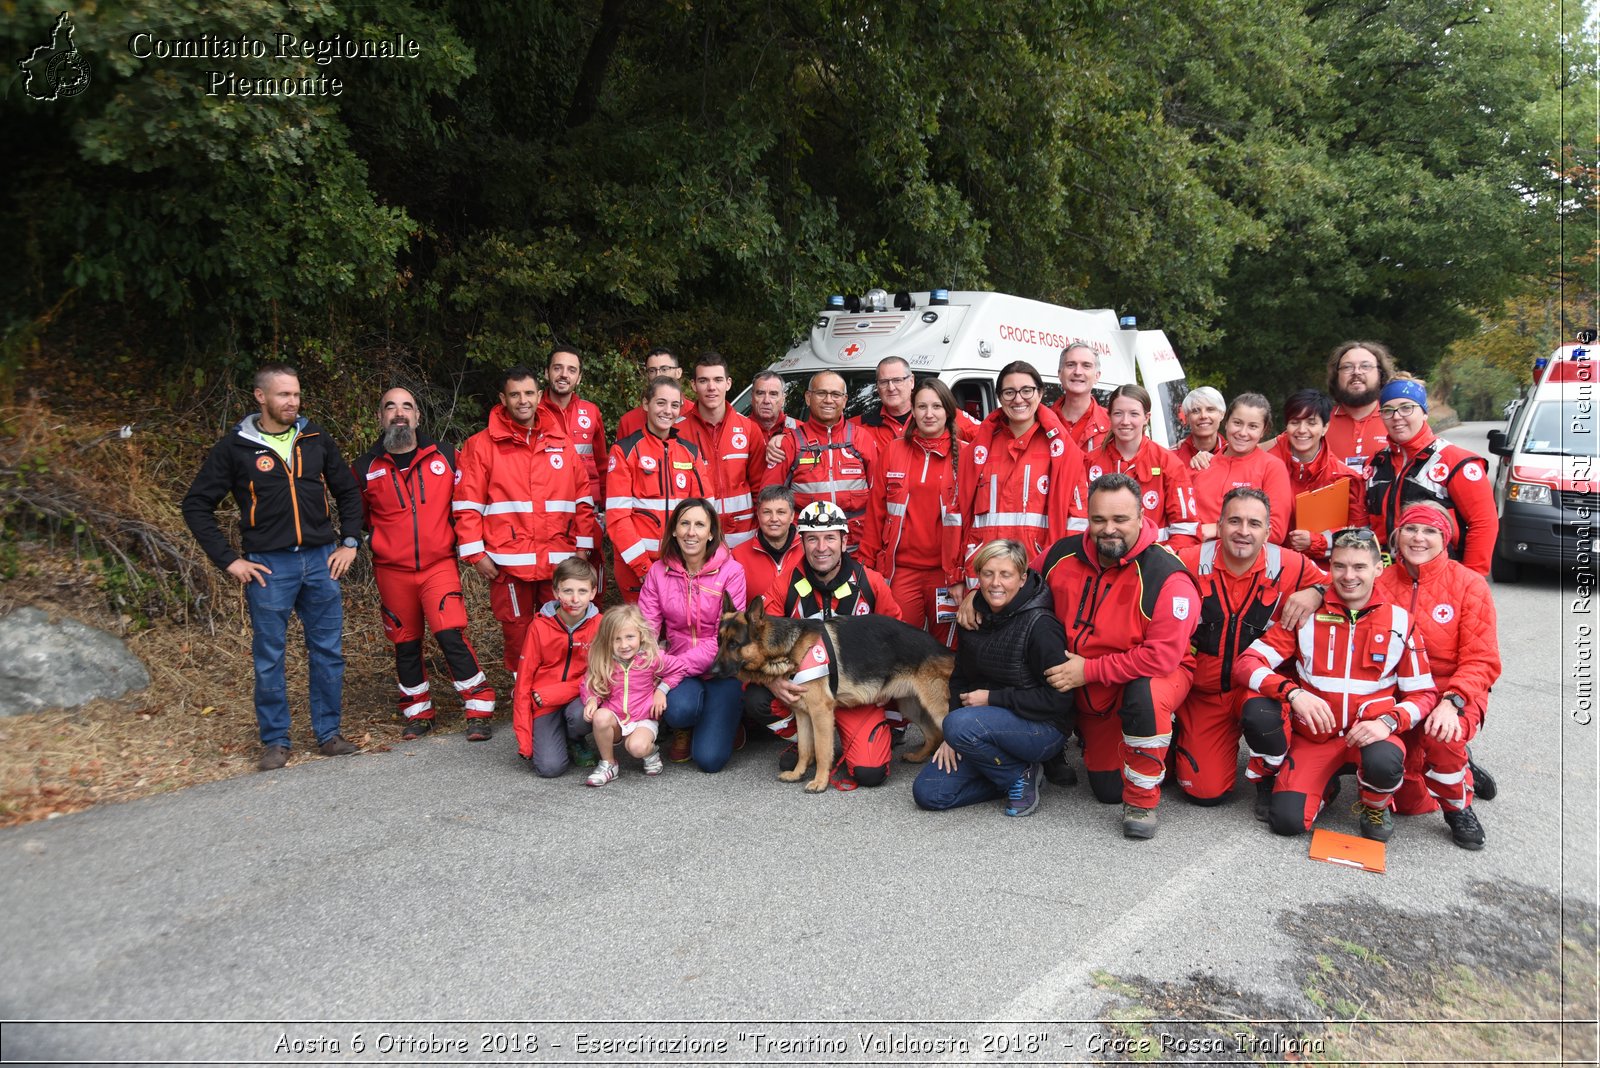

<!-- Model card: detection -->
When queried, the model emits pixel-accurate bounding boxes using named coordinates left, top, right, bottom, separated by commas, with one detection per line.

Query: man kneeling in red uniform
left=1233, top=528, right=1438, bottom=841
left=1034, top=473, right=1200, bottom=839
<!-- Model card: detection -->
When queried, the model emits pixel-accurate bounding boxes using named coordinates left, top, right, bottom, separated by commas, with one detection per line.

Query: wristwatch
left=1378, top=713, right=1400, bottom=732
left=340, top=536, right=360, bottom=550
left=1446, top=692, right=1467, bottom=712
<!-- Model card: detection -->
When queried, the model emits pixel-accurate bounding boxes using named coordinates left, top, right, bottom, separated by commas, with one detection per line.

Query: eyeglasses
left=1378, top=403, right=1420, bottom=419
left=876, top=374, right=913, bottom=388
left=808, top=390, right=847, bottom=401
left=999, top=386, right=1040, bottom=401
left=1339, top=362, right=1379, bottom=374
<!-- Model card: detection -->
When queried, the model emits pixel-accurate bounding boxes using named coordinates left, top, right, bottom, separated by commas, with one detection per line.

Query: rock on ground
left=0, top=607, right=151, bottom=716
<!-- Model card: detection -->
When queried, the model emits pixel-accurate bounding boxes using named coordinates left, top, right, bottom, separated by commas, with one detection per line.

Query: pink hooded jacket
left=638, top=543, right=747, bottom=679
left=579, top=651, right=689, bottom=726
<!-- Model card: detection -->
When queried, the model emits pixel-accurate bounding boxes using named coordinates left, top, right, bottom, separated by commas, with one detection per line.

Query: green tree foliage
left=0, top=0, right=1586, bottom=409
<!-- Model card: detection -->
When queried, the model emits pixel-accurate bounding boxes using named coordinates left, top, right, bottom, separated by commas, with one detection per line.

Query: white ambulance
left=733, top=289, right=1191, bottom=446
left=1485, top=332, right=1600, bottom=581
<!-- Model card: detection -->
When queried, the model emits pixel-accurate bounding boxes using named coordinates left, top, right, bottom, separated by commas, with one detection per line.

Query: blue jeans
left=912, top=705, right=1067, bottom=811
left=661, top=675, right=743, bottom=772
left=244, top=545, right=345, bottom=749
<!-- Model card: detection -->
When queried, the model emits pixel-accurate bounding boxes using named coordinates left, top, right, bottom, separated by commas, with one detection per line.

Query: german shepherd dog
left=711, top=594, right=955, bottom=792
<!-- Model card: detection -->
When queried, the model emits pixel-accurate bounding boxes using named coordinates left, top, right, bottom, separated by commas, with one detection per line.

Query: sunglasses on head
left=1331, top=526, right=1379, bottom=547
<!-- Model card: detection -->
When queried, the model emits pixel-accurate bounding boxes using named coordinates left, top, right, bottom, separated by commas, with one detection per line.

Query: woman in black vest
left=911, top=540, right=1076, bottom=817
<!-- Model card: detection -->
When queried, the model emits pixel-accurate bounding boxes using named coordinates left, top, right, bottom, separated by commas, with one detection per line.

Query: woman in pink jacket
left=638, top=497, right=748, bottom=772
left=579, top=605, right=689, bottom=787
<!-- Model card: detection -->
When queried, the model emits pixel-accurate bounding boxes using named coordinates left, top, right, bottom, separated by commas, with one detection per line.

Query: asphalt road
left=2, top=422, right=1594, bottom=1066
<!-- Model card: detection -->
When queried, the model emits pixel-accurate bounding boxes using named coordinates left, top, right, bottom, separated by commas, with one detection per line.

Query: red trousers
left=489, top=575, right=553, bottom=673
left=1076, top=668, right=1190, bottom=808
left=376, top=560, right=495, bottom=720
left=1275, top=732, right=1407, bottom=831
left=1394, top=709, right=1482, bottom=814
left=1172, top=687, right=1252, bottom=800
left=888, top=566, right=955, bottom=647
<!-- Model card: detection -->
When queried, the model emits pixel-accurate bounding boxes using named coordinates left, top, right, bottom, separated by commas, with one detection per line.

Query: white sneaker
left=585, top=760, right=618, bottom=787
left=642, top=748, right=663, bottom=776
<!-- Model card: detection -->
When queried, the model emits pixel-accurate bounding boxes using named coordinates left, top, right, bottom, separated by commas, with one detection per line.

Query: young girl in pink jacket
left=580, top=605, right=688, bottom=786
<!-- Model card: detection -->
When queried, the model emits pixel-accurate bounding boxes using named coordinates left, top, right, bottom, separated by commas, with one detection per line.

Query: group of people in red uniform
left=341, top=336, right=1501, bottom=851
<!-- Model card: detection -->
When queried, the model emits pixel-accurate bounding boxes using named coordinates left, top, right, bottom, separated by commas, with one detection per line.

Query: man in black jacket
left=182, top=363, right=364, bottom=771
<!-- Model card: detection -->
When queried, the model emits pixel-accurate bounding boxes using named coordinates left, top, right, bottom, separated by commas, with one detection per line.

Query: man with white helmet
left=759, top=501, right=902, bottom=789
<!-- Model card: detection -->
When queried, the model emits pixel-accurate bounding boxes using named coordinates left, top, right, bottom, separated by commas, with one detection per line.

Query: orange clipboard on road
left=1294, top=478, right=1351, bottom=534
left=1309, top=828, right=1386, bottom=874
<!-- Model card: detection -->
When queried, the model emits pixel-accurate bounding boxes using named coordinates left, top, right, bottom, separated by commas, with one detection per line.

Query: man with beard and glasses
left=353, top=387, right=497, bottom=741
left=1324, top=341, right=1397, bottom=473
left=1033, top=473, right=1200, bottom=838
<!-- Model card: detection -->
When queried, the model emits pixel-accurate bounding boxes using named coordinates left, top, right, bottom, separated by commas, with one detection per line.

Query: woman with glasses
left=1364, top=379, right=1497, bottom=575
left=860, top=379, right=968, bottom=645
left=1082, top=384, right=1199, bottom=549
left=959, top=361, right=1086, bottom=567
left=1374, top=503, right=1499, bottom=849
left=1191, top=392, right=1293, bottom=544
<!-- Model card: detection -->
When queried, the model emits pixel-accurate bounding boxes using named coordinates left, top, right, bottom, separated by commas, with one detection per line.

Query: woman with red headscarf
left=1374, top=502, right=1500, bottom=849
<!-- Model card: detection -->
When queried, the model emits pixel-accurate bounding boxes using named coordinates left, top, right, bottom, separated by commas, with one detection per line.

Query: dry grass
left=0, top=397, right=516, bottom=826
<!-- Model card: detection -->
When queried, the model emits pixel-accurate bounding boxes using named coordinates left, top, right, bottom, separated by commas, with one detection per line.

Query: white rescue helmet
left=796, top=501, right=849, bottom=534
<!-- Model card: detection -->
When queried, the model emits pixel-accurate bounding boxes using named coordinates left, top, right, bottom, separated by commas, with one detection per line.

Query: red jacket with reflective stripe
left=1267, top=438, right=1369, bottom=559
left=1192, top=447, right=1294, bottom=544
left=538, top=394, right=606, bottom=506
left=453, top=406, right=598, bottom=580
left=851, top=405, right=978, bottom=456
left=960, top=405, right=1085, bottom=569
left=676, top=405, right=767, bottom=549
left=860, top=433, right=966, bottom=584
left=1233, top=590, right=1439, bottom=742
left=1033, top=518, right=1199, bottom=716
left=605, top=428, right=711, bottom=574
left=1374, top=552, right=1500, bottom=717
left=761, top=416, right=875, bottom=546
left=1083, top=436, right=1199, bottom=548
left=353, top=436, right=459, bottom=572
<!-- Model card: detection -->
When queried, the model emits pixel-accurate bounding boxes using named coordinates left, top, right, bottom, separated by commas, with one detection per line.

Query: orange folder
left=1295, top=478, right=1351, bottom=534
left=1309, top=828, right=1386, bottom=874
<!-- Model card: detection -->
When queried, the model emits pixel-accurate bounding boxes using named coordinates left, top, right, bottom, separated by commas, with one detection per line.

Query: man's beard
left=1095, top=533, right=1130, bottom=562
left=1331, top=381, right=1380, bottom=408
left=383, top=423, right=417, bottom=453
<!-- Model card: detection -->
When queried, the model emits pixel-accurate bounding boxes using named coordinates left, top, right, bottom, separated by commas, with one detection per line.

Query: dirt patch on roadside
left=1090, top=880, right=1598, bottom=1065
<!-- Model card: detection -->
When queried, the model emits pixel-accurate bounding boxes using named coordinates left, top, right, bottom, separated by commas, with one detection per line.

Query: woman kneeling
left=912, top=540, right=1076, bottom=817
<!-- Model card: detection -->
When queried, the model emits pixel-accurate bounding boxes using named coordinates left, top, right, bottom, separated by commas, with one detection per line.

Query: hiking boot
left=569, top=734, right=599, bottom=768
left=1443, top=806, right=1487, bottom=851
left=1004, top=762, right=1043, bottom=818
left=1353, top=801, right=1394, bottom=842
left=1467, top=748, right=1497, bottom=801
left=257, top=745, right=290, bottom=771
left=778, top=742, right=800, bottom=772
left=585, top=760, right=619, bottom=787
left=465, top=719, right=493, bottom=742
left=401, top=717, right=433, bottom=740
left=667, top=728, right=693, bottom=763
left=318, top=735, right=357, bottom=756
left=642, top=748, right=664, bottom=776
left=1254, top=778, right=1274, bottom=822
left=1122, top=803, right=1158, bottom=839
left=1042, top=751, right=1079, bottom=787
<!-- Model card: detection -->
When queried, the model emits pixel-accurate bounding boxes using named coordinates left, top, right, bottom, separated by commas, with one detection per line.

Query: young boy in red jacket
left=513, top=558, right=603, bottom=777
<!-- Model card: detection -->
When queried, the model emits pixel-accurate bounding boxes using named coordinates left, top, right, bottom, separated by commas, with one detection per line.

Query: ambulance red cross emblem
left=840, top=343, right=863, bottom=361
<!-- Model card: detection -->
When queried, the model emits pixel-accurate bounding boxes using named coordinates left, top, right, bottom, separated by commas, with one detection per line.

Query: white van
left=1485, top=333, right=1600, bottom=581
left=732, top=289, right=1191, bottom=446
